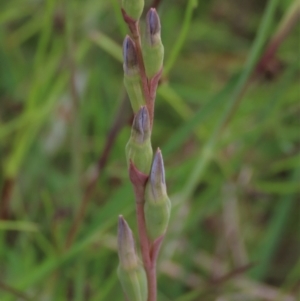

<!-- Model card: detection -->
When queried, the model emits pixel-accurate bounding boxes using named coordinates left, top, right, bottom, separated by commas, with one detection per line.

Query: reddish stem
left=136, top=200, right=158, bottom=301
left=256, top=2, right=300, bottom=75
left=147, top=265, right=157, bottom=301
left=121, top=9, right=157, bottom=129
left=129, top=161, right=162, bottom=301
left=136, top=203, right=151, bottom=268
left=129, top=162, right=150, bottom=265
left=147, top=235, right=165, bottom=301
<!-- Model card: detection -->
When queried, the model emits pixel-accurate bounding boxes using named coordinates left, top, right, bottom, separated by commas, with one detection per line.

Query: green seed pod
left=142, top=8, right=164, bottom=79
left=125, top=106, right=153, bottom=174
left=117, top=216, right=148, bottom=301
left=144, top=149, right=171, bottom=241
left=122, top=0, right=144, bottom=21
left=123, top=36, right=146, bottom=112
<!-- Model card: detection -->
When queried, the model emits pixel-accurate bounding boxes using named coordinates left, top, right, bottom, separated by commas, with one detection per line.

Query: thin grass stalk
left=180, top=0, right=281, bottom=202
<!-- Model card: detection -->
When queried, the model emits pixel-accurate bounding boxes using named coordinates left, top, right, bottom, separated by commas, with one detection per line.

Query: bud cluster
left=118, top=0, right=171, bottom=299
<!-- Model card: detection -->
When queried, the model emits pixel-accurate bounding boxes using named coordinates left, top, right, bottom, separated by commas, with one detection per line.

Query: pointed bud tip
left=143, top=8, right=164, bottom=77
left=118, top=215, right=132, bottom=243
left=118, top=215, right=125, bottom=228
left=117, top=216, right=138, bottom=269
left=144, top=149, right=170, bottom=240
left=149, top=148, right=165, bottom=188
left=123, top=36, right=138, bottom=73
left=147, top=8, right=161, bottom=36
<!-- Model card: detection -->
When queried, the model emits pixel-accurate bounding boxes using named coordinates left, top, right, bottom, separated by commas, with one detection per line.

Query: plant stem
left=121, top=10, right=157, bottom=128
left=129, top=160, right=159, bottom=301
left=147, top=265, right=157, bottom=301
left=256, top=0, right=300, bottom=75
left=147, top=235, right=164, bottom=301
left=136, top=202, right=151, bottom=269
left=122, top=9, right=166, bottom=301
left=132, top=180, right=164, bottom=301
left=131, top=22, right=149, bottom=97
left=137, top=202, right=157, bottom=301
left=132, top=29, right=155, bottom=128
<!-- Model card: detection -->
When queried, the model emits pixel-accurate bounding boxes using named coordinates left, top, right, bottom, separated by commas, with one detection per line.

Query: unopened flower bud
left=146, top=8, right=161, bottom=46
left=117, top=216, right=138, bottom=269
left=122, top=0, right=144, bottom=21
left=125, top=107, right=153, bottom=174
left=123, top=36, right=146, bottom=112
left=142, top=8, right=164, bottom=78
left=144, top=149, right=171, bottom=241
left=117, top=216, right=148, bottom=301
left=123, top=36, right=138, bottom=76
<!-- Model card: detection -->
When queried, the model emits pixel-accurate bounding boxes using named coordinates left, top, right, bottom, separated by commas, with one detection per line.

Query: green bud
left=122, top=0, right=144, bottom=21
left=123, top=36, right=146, bottom=112
left=117, top=216, right=148, bottom=301
left=142, top=8, right=164, bottom=78
left=144, top=149, right=171, bottom=241
left=125, top=106, right=153, bottom=174
left=117, top=265, right=148, bottom=301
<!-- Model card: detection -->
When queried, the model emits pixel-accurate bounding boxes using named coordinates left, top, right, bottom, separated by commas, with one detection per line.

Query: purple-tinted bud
left=117, top=216, right=139, bottom=269
left=142, top=8, right=164, bottom=78
left=144, top=149, right=171, bottom=240
left=123, top=36, right=146, bottom=112
left=146, top=8, right=161, bottom=46
left=148, top=148, right=166, bottom=200
left=125, top=107, right=152, bottom=174
left=123, top=36, right=138, bottom=76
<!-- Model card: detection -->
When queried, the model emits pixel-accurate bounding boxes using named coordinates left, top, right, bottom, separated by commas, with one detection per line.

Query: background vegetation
left=0, top=0, right=299, bottom=300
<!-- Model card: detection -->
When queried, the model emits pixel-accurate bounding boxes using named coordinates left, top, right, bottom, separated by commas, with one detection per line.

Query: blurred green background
left=0, top=0, right=299, bottom=300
